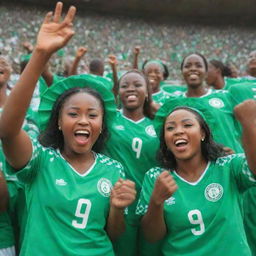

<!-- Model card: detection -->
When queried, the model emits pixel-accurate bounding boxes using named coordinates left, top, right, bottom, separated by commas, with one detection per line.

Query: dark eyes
left=68, top=112, right=77, bottom=117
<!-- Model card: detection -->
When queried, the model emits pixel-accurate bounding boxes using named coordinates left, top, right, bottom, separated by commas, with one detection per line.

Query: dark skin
left=0, top=2, right=136, bottom=241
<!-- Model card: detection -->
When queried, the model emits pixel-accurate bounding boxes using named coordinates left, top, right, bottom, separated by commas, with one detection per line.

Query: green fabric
left=225, top=77, right=256, bottom=90
left=152, top=89, right=171, bottom=105
left=137, top=154, right=255, bottom=256
left=228, top=82, right=256, bottom=256
left=8, top=138, right=124, bottom=256
left=161, top=82, right=186, bottom=97
left=38, top=74, right=117, bottom=131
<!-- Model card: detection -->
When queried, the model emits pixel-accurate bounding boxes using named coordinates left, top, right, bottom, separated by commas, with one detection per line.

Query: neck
left=186, top=84, right=208, bottom=97
left=122, top=108, right=144, bottom=121
left=214, top=77, right=225, bottom=90
left=0, top=84, right=8, bottom=107
left=61, top=149, right=95, bottom=174
left=175, top=155, right=207, bottom=182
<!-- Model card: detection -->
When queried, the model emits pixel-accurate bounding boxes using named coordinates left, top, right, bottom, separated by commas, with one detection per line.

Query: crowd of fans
left=1, top=3, right=256, bottom=81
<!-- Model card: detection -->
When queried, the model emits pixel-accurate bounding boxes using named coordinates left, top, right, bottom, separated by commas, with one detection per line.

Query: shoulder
left=215, top=153, right=245, bottom=167
left=96, top=153, right=124, bottom=170
left=145, top=166, right=164, bottom=180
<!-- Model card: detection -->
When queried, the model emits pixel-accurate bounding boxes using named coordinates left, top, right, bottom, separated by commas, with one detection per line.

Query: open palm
left=36, top=2, right=76, bottom=54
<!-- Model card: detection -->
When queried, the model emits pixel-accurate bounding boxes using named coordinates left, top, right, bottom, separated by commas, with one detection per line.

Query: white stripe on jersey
left=0, top=246, right=16, bottom=256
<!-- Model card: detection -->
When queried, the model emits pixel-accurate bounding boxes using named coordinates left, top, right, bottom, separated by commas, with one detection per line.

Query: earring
left=58, top=126, right=61, bottom=131
left=201, top=138, right=205, bottom=142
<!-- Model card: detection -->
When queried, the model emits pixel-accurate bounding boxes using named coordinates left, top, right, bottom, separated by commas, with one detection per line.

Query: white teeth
left=75, top=130, right=89, bottom=135
left=127, top=95, right=137, bottom=100
left=189, top=74, right=198, bottom=79
left=175, top=139, right=187, bottom=146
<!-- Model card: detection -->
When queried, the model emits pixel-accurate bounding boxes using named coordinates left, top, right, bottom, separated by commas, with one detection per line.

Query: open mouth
left=174, top=139, right=188, bottom=151
left=74, top=130, right=90, bottom=144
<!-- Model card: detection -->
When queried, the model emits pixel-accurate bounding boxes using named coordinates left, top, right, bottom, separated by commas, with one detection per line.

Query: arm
left=133, top=46, right=140, bottom=69
left=0, top=2, right=76, bottom=170
left=234, top=99, right=256, bottom=174
left=22, top=41, right=34, bottom=54
left=106, top=179, right=136, bottom=241
left=0, top=171, right=9, bottom=212
left=41, top=62, right=54, bottom=87
left=108, top=55, right=119, bottom=102
left=141, top=171, right=177, bottom=242
left=68, top=46, right=87, bottom=76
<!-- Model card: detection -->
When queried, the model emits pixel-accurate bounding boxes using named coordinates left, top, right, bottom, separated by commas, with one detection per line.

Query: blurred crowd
left=1, top=3, right=256, bottom=81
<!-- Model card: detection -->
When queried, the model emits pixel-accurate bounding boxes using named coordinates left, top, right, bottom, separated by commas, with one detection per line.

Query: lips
left=174, top=139, right=188, bottom=152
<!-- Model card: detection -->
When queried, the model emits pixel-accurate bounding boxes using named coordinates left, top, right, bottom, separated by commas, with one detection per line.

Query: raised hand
left=22, top=41, right=34, bottom=53
left=111, top=179, right=136, bottom=210
left=108, top=54, right=118, bottom=67
left=134, top=46, right=141, bottom=55
left=36, top=2, right=76, bottom=55
left=234, top=99, right=256, bottom=125
left=76, top=46, right=87, bottom=58
left=151, top=171, right=177, bottom=206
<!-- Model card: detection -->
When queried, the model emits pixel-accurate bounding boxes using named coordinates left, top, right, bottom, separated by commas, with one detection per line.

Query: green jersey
left=103, top=111, right=159, bottom=197
left=10, top=138, right=124, bottom=256
left=164, top=90, right=243, bottom=153
left=137, top=154, right=255, bottom=256
left=152, top=89, right=171, bottom=105
left=161, top=82, right=186, bottom=97
left=228, top=82, right=256, bottom=256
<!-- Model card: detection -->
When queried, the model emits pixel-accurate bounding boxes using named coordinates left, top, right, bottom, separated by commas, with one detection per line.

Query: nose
left=174, top=125, right=184, bottom=135
left=78, top=115, right=89, bottom=125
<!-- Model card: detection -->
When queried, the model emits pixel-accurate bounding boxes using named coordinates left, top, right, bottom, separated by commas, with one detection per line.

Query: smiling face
left=143, top=62, right=164, bottom=93
left=58, top=92, right=103, bottom=156
left=164, top=109, right=205, bottom=162
left=119, top=72, right=148, bottom=111
left=182, top=54, right=207, bottom=88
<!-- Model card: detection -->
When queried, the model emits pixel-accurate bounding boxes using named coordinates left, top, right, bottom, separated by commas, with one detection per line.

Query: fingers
left=112, top=179, right=136, bottom=199
left=43, top=11, right=53, bottom=24
left=53, top=2, right=63, bottom=23
left=64, top=5, right=76, bottom=25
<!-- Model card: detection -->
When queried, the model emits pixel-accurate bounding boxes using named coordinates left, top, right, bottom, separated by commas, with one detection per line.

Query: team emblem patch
left=208, top=98, right=224, bottom=108
left=97, top=178, right=112, bottom=197
left=205, top=183, right=223, bottom=202
left=145, top=125, right=157, bottom=137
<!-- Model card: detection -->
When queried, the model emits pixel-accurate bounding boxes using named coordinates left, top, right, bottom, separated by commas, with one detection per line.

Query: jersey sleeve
left=229, top=154, right=256, bottom=192
left=136, top=167, right=162, bottom=216
left=6, top=137, right=44, bottom=184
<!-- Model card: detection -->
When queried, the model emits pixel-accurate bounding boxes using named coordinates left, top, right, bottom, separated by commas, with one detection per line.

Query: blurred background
left=1, top=0, right=256, bottom=81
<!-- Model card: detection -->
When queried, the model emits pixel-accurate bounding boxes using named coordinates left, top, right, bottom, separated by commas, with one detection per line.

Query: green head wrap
left=38, top=74, right=117, bottom=131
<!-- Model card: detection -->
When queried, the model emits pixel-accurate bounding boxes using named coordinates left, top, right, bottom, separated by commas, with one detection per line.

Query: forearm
left=141, top=200, right=166, bottom=242
left=69, top=57, right=81, bottom=76
left=106, top=206, right=125, bottom=241
left=42, top=69, right=54, bottom=87
left=133, top=55, right=139, bottom=69
left=241, top=119, right=256, bottom=174
left=0, top=48, right=51, bottom=138
left=0, top=171, right=9, bottom=212
left=111, top=65, right=119, bottom=101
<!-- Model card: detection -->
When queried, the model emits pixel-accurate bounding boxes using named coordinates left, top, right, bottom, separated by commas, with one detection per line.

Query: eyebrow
left=166, top=118, right=193, bottom=125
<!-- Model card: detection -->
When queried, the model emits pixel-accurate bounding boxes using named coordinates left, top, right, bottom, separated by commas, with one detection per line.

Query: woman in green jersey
left=102, top=69, right=161, bottom=256
left=0, top=3, right=136, bottom=256
left=205, top=59, right=232, bottom=90
left=137, top=101, right=256, bottom=256
left=168, top=53, right=243, bottom=154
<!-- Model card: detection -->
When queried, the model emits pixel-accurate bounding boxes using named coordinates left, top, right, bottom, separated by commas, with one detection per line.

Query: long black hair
left=39, top=87, right=108, bottom=153
left=157, top=106, right=225, bottom=170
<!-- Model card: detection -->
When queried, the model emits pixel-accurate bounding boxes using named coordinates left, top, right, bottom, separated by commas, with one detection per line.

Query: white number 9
left=188, top=209, right=205, bottom=236
left=72, top=199, right=92, bottom=229
left=132, top=137, right=143, bottom=159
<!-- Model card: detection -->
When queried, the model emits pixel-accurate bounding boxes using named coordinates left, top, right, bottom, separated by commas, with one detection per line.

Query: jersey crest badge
left=205, top=183, right=223, bottom=202
left=145, top=125, right=157, bottom=137
left=97, top=178, right=112, bottom=197
left=208, top=98, right=225, bottom=108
